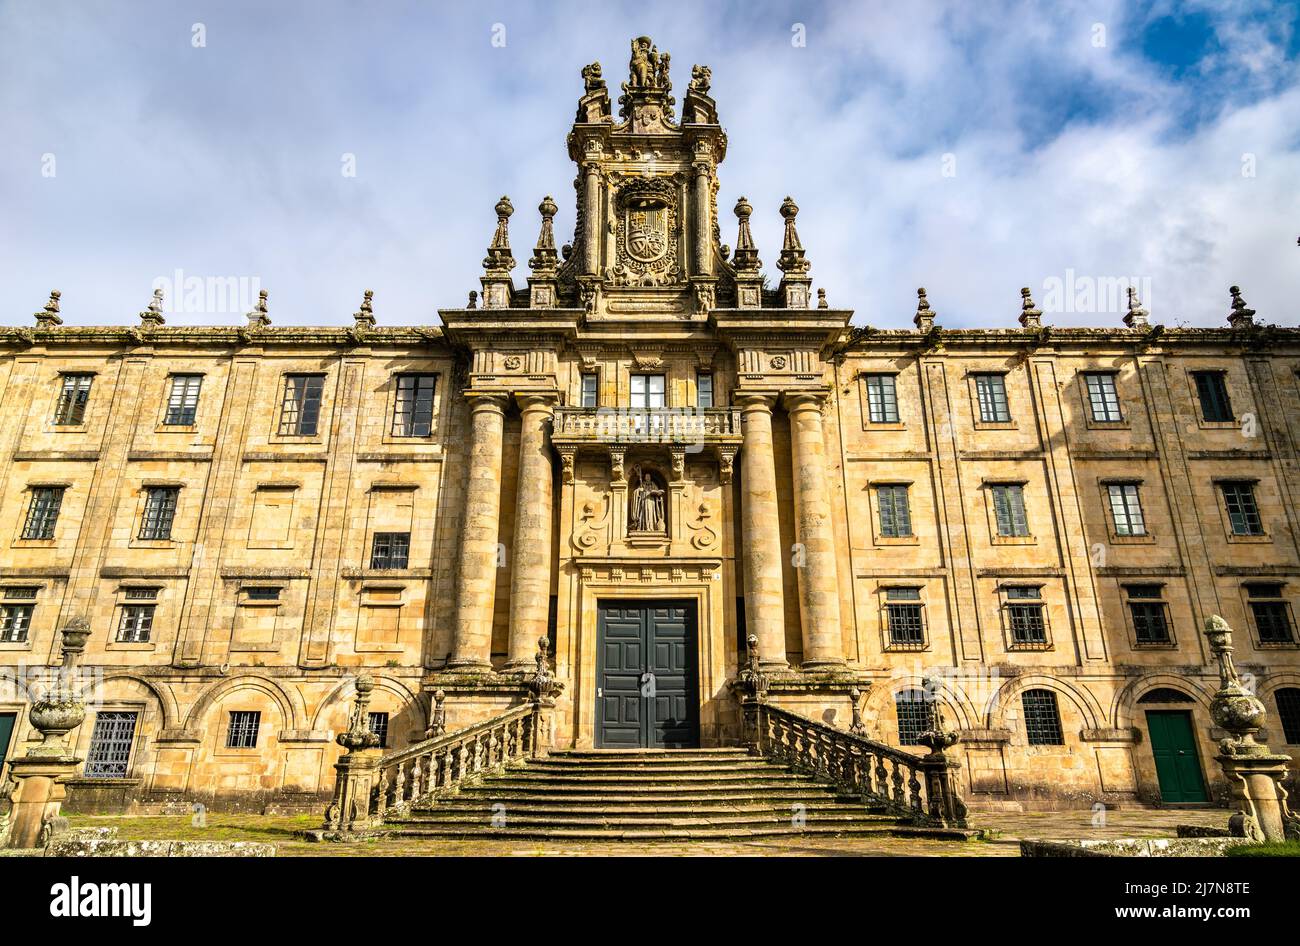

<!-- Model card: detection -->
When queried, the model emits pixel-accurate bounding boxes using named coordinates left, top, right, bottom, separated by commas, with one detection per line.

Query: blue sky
left=2, top=0, right=1297, bottom=328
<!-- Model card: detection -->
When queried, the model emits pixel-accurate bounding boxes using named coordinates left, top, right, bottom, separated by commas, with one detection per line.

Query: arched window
left=1137, top=687, right=1195, bottom=704
left=1021, top=689, right=1064, bottom=745
left=894, top=688, right=934, bottom=745
left=1276, top=688, right=1300, bottom=745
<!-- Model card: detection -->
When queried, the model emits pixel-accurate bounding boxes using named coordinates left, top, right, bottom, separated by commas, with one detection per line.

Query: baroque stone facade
left=1, top=38, right=1298, bottom=815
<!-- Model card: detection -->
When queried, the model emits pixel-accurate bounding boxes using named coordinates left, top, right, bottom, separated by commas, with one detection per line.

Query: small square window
left=894, top=689, right=935, bottom=745
left=368, top=711, right=390, bottom=749
left=370, top=532, right=410, bottom=570
left=1247, top=583, right=1293, bottom=646
left=0, top=604, right=33, bottom=643
left=226, top=711, right=261, bottom=749
left=117, top=605, right=154, bottom=643
left=1, top=587, right=38, bottom=600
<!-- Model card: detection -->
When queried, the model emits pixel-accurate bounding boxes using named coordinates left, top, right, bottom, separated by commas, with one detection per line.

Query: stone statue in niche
left=628, top=465, right=666, bottom=534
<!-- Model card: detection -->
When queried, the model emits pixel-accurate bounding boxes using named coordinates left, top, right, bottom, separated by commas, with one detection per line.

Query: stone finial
left=1204, top=615, right=1268, bottom=755
left=914, top=287, right=935, bottom=332
left=482, top=195, right=516, bottom=274
left=1123, top=286, right=1149, bottom=330
left=336, top=672, right=380, bottom=753
left=467, top=290, right=478, bottom=309
left=527, top=636, right=564, bottom=703
left=817, top=288, right=828, bottom=308
left=35, top=290, right=63, bottom=328
left=353, top=289, right=375, bottom=328
left=425, top=689, right=447, bottom=740
left=731, top=196, right=761, bottom=272
left=246, top=289, right=270, bottom=328
left=848, top=687, right=867, bottom=736
left=528, top=195, right=559, bottom=273
left=1227, top=285, right=1256, bottom=329
left=139, top=287, right=165, bottom=327
left=1018, top=287, right=1042, bottom=329
left=776, top=196, right=809, bottom=275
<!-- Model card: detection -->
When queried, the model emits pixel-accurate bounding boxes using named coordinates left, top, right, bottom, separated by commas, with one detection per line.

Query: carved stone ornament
left=612, top=178, right=680, bottom=287
left=769, top=355, right=787, bottom=370
left=503, top=355, right=522, bottom=371
left=628, top=464, right=667, bottom=534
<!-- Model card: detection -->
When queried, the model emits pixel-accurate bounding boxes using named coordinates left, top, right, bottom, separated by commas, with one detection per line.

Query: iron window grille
left=876, top=485, right=913, bottom=538
left=894, top=689, right=935, bottom=745
left=696, top=373, right=714, bottom=408
left=392, top=373, right=436, bottom=437
left=1005, top=586, right=1050, bottom=649
left=1221, top=482, right=1263, bottom=536
left=1022, top=689, right=1064, bottom=745
left=1107, top=484, right=1147, bottom=536
left=1124, top=584, right=1173, bottom=646
left=164, top=375, right=203, bottom=426
left=244, top=586, right=281, bottom=602
left=139, top=487, right=179, bottom=540
left=579, top=373, right=598, bottom=408
left=1275, top=688, right=1300, bottom=745
left=225, top=711, right=261, bottom=749
left=884, top=587, right=926, bottom=651
left=1084, top=372, right=1122, bottom=422
left=53, top=374, right=93, bottom=426
left=22, top=487, right=64, bottom=540
left=83, top=711, right=139, bottom=779
left=1193, top=370, right=1233, bottom=422
left=278, top=374, right=325, bottom=436
left=368, top=711, right=390, bottom=749
left=117, top=605, right=155, bottom=643
left=864, top=374, right=899, bottom=423
left=123, top=586, right=159, bottom=600
left=1, top=587, right=38, bottom=600
left=974, top=373, right=1011, bottom=423
left=370, top=532, right=410, bottom=570
left=1246, top=583, right=1294, bottom=646
left=0, top=604, right=33, bottom=643
left=990, top=484, right=1030, bottom=537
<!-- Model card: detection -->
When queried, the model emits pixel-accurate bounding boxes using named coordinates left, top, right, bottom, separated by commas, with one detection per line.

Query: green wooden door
left=0, top=712, right=15, bottom=777
left=1146, top=710, right=1208, bottom=803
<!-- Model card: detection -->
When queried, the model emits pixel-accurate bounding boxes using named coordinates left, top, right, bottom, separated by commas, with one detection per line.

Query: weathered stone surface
left=47, top=838, right=275, bottom=857
left=1020, top=837, right=1235, bottom=857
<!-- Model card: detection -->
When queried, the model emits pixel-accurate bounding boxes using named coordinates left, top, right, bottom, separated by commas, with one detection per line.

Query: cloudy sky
left=2, top=0, right=1297, bottom=329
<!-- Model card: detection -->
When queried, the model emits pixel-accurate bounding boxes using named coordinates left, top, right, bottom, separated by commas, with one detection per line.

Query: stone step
left=405, top=801, right=883, bottom=818
left=416, top=790, right=867, bottom=807
left=377, top=823, right=975, bottom=842
left=391, top=811, right=894, bottom=829
left=482, top=770, right=809, bottom=785
left=453, top=781, right=845, bottom=797
left=526, top=758, right=780, bottom=772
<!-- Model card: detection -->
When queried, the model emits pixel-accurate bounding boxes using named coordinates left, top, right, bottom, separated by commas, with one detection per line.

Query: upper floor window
left=990, top=483, right=1029, bottom=537
left=696, top=373, right=714, bottom=408
left=876, top=485, right=912, bottom=538
left=0, top=603, right=33, bottom=643
left=894, top=689, right=935, bottom=746
left=864, top=374, right=899, bottom=423
left=278, top=374, right=325, bottom=436
left=630, top=374, right=665, bottom=409
left=580, top=373, right=599, bottom=408
left=139, top=487, right=179, bottom=541
left=1193, top=370, right=1233, bottom=422
left=1220, top=481, right=1263, bottom=536
left=1125, top=584, right=1172, bottom=645
left=163, top=375, right=203, bottom=426
left=225, top=710, right=261, bottom=749
left=370, top=532, right=410, bottom=570
left=883, top=586, right=925, bottom=650
left=22, top=487, right=65, bottom=540
left=1247, top=583, right=1294, bottom=645
left=1107, top=483, right=1146, bottom=536
left=1084, top=372, right=1122, bottom=422
left=392, top=373, right=436, bottom=437
left=1022, top=689, right=1064, bottom=745
left=1005, top=586, right=1048, bottom=648
left=53, top=374, right=93, bottom=426
left=1276, top=688, right=1300, bottom=745
left=117, top=604, right=155, bottom=644
left=83, top=711, right=139, bottom=779
left=974, top=373, right=1010, bottom=423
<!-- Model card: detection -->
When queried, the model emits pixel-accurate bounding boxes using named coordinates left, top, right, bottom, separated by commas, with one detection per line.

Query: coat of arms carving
left=612, top=178, right=680, bottom=286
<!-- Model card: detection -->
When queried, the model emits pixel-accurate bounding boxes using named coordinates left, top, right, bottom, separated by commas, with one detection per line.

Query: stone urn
left=27, top=699, right=85, bottom=758
left=336, top=673, right=380, bottom=753
left=1204, top=615, right=1269, bottom=755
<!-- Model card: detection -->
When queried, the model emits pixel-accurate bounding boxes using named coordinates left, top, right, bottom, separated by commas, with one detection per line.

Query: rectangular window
left=139, top=487, right=179, bottom=540
left=1194, top=371, right=1233, bottom=422
left=1124, top=586, right=1171, bottom=645
left=116, top=605, right=155, bottom=643
left=244, top=586, right=281, bottom=602
left=629, top=374, right=666, bottom=408
left=1084, top=373, right=1122, bottom=422
left=391, top=373, right=436, bottom=437
left=83, top=711, right=139, bottom=779
left=1006, top=589, right=1048, bottom=647
left=974, top=373, right=1010, bottom=423
left=894, top=690, right=935, bottom=746
left=53, top=374, right=93, bottom=426
left=1107, top=484, right=1147, bottom=536
left=163, top=375, right=203, bottom=426
left=368, top=711, right=390, bottom=749
left=1247, top=584, right=1293, bottom=645
left=876, top=485, right=913, bottom=538
left=1276, top=690, right=1300, bottom=745
left=1221, top=482, right=1263, bottom=536
left=580, top=373, right=598, bottom=408
left=696, top=373, right=714, bottom=409
left=21, top=487, right=64, bottom=540
left=123, top=586, right=160, bottom=600
left=1022, top=690, right=1064, bottom=746
left=1, top=587, right=38, bottom=600
left=0, top=604, right=33, bottom=643
left=225, top=710, right=261, bottom=749
left=278, top=374, right=325, bottom=436
left=864, top=374, right=899, bottom=423
left=370, top=532, right=410, bottom=570
left=884, top=587, right=925, bottom=650
left=991, top=484, right=1029, bottom=537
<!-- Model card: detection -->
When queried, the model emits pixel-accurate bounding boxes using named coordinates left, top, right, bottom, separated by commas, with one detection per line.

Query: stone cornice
left=0, top=326, right=450, bottom=351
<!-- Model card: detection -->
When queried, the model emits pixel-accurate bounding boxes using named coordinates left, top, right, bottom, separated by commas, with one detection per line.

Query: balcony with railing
left=551, top=406, right=742, bottom=446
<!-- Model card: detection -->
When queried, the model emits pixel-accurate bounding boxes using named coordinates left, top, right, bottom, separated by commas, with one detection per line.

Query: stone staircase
left=382, top=748, right=975, bottom=842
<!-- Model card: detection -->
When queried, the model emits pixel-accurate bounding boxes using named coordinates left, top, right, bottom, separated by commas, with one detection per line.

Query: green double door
left=0, top=712, right=15, bottom=780
left=1146, top=710, right=1208, bottom=803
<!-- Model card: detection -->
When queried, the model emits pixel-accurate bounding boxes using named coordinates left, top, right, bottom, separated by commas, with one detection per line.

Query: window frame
left=225, top=710, right=262, bottom=749
left=390, top=373, right=437, bottom=438
left=277, top=373, right=326, bottom=437
left=579, top=372, right=599, bottom=409
left=138, top=486, right=180, bottom=541
left=972, top=372, right=1012, bottom=424
left=695, top=372, right=714, bottom=409
left=162, top=374, right=203, bottom=427
left=369, top=531, right=411, bottom=570
left=629, top=373, right=666, bottom=409
left=880, top=586, right=928, bottom=652
left=83, top=711, right=140, bottom=780
left=894, top=688, right=935, bottom=746
left=1192, top=370, right=1234, bottom=424
left=1123, top=583, right=1175, bottom=648
left=21, top=486, right=65, bottom=541
left=0, top=602, right=34, bottom=644
left=988, top=482, right=1031, bottom=539
left=1275, top=688, right=1300, bottom=745
left=116, top=604, right=155, bottom=644
left=1219, top=480, right=1264, bottom=537
left=1105, top=482, right=1148, bottom=538
left=863, top=373, right=900, bottom=424
left=1244, top=583, right=1295, bottom=647
left=52, top=373, right=94, bottom=427
left=874, top=483, right=914, bottom=540
left=1082, top=371, right=1124, bottom=424
left=1000, top=584, right=1052, bottom=651
left=1021, top=689, right=1065, bottom=746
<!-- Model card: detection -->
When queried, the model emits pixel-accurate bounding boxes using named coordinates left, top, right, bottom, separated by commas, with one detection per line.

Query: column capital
left=515, top=392, right=558, bottom=413
left=734, top=390, right=779, bottom=412
left=464, top=390, right=511, bottom=414
left=781, top=388, right=830, bottom=412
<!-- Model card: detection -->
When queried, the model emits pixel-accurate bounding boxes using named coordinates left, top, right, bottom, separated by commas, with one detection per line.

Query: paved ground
left=60, top=806, right=1230, bottom=857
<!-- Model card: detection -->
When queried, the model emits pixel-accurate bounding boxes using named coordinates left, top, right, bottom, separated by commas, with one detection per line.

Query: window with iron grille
left=1246, top=584, right=1294, bottom=645
left=1006, top=588, right=1048, bottom=647
left=368, top=711, right=390, bottom=749
left=1022, top=689, right=1064, bottom=745
left=696, top=373, right=714, bottom=408
left=1107, top=484, right=1146, bottom=536
left=370, top=532, right=410, bottom=570
left=278, top=374, right=325, bottom=436
left=1193, top=371, right=1233, bottom=422
left=53, top=374, right=93, bottom=426
left=163, top=374, right=202, bottom=426
left=22, top=487, right=64, bottom=540
left=894, top=689, right=934, bottom=745
left=884, top=587, right=925, bottom=649
left=1221, top=482, right=1263, bottom=536
left=1, top=587, right=38, bottom=600
left=974, top=373, right=1010, bottom=423
left=1125, top=585, right=1171, bottom=645
left=225, top=711, right=261, bottom=749
left=1276, top=688, right=1300, bottom=745
left=580, top=373, right=598, bottom=408
left=83, top=711, right=138, bottom=779
left=117, top=605, right=154, bottom=643
left=0, top=605, right=33, bottom=643
left=123, top=586, right=159, bottom=601
left=391, top=373, right=436, bottom=437
left=244, top=586, right=281, bottom=602
left=991, top=484, right=1029, bottom=536
left=876, top=485, right=912, bottom=538
left=864, top=374, right=899, bottom=423
left=1084, top=372, right=1122, bottom=422
left=139, top=487, right=179, bottom=540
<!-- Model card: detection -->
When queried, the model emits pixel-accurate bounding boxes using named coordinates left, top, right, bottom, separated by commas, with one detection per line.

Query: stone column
left=737, top=393, right=788, bottom=669
left=784, top=391, right=845, bottom=669
left=582, top=163, right=601, bottom=275
left=506, top=394, right=557, bottom=670
left=692, top=161, right=712, bottom=276
left=447, top=392, right=509, bottom=672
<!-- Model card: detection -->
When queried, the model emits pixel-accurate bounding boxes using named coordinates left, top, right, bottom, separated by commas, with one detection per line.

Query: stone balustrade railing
left=552, top=406, right=742, bottom=443
left=755, top=703, right=968, bottom=828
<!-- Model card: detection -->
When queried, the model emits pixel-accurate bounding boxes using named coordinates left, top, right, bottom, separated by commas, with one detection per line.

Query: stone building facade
left=1, top=38, right=1298, bottom=814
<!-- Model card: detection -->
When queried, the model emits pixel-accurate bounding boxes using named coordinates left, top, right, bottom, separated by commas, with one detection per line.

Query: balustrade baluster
left=907, top=765, right=923, bottom=813
left=375, top=768, right=390, bottom=816
left=890, top=759, right=905, bottom=804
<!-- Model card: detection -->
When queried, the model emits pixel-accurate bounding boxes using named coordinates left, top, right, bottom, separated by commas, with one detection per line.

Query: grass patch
left=1224, top=840, right=1300, bottom=857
